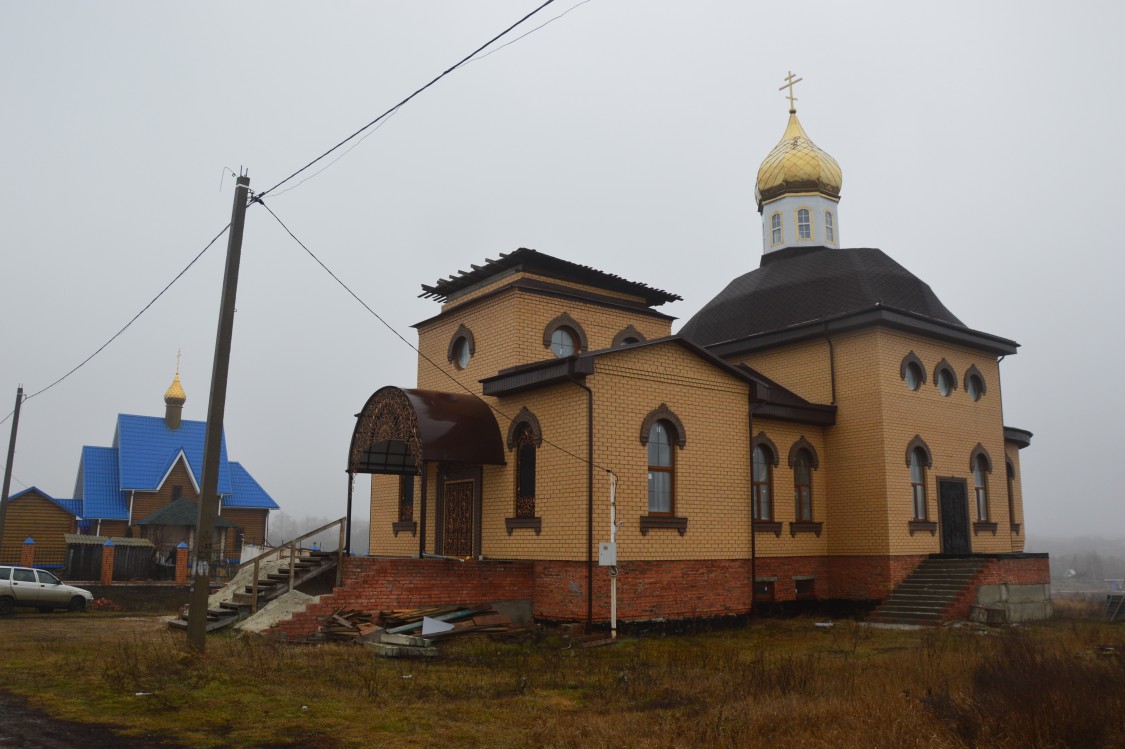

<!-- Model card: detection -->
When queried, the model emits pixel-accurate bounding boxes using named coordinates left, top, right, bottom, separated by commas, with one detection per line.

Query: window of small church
left=647, top=421, right=675, bottom=514
left=909, top=448, right=927, bottom=520
left=514, top=423, right=537, bottom=519
left=770, top=212, right=782, bottom=245
left=752, top=444, right=773, bottom=520
left=398, top=475, right=414, bottom=523
left=973, top=455, right=989, bottom=521
left=797, top=208, right=812, bottom=240
left=793, top=449, right=814, bottom=521
left=824, top=211, right=835, bottom=243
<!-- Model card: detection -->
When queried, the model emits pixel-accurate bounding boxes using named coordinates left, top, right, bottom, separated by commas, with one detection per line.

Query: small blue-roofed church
left=69, top=368, right=279, bottom=562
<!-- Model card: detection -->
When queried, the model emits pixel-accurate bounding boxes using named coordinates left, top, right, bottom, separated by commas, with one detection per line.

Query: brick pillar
left=20, top=538, right=35, bottom=567
left=175, top=542, right=189, bottom=585
left=100, top=540, right=115, bottom=586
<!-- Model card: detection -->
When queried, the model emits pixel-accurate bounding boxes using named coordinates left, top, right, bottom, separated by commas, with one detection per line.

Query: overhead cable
left=257, top=0, right=559, bottom=201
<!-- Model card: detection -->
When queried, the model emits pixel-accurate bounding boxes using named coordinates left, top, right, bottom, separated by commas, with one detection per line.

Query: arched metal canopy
left=348, top=386, right=505, bottom=475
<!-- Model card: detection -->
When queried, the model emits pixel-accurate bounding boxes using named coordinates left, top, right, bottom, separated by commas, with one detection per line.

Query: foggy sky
left=2, top=1, right=1122, bottom=538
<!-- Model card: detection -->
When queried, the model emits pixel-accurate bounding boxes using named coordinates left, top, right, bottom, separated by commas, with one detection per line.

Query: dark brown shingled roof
left=679, top=246, right=965, bottom=347
left=419, top=247, right=682, bottom=306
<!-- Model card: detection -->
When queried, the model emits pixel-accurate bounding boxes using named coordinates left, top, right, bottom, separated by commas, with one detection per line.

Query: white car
left=0, top=565, right=94, bottom=614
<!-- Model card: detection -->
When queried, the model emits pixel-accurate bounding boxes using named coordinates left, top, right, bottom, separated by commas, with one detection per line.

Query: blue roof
left=57, top=499, right=83, bottom=516
left=115, top=415, right=232, bottom=495
left=7, top=487, right=81, bottom=518
left=78, top=446, right=128, bottom=520
left=225, top=462, right=280, bottom=509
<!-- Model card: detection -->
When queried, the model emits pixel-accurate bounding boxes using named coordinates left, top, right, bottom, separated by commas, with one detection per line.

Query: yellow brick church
left=345, top=82, right=1048, bottom=626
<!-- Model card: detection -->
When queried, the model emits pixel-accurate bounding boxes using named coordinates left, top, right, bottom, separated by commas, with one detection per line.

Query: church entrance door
left=442, top=480, right=474, bottom=557
left=938, top=478, right=971, bottom=554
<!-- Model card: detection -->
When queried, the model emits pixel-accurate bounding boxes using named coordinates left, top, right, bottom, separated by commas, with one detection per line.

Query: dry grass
left=0, top=612, right=1123, bottom=748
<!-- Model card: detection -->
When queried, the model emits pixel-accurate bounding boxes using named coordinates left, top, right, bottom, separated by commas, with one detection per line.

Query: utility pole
left=187, top=173, right=250, bottom=653
left=0, top=386, right=25, bottom=546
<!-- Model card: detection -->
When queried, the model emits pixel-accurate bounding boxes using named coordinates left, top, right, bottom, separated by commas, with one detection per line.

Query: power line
left=464, top=0, right=593, bottom=65
left=257, top=0, right=560, bottom=201
left=0, top=223, right=231, bottom=428
left=255, top=198, right=613, bottom=476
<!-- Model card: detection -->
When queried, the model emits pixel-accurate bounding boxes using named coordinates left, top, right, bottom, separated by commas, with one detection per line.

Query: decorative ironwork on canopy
left=348, top=387, right=506, bottom=475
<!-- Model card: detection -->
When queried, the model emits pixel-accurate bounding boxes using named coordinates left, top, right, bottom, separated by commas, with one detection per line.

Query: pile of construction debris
left=316, top=604, right=524, bottom=657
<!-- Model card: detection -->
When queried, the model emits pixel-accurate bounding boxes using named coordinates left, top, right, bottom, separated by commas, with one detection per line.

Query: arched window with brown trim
left=447, top=324, right=475, bottom=370
left=513, top=423, right=537, bottom=519
left=900, top=351, right=926, bottom=391
left=612, top=325, right=646, bottom=348
left=646, top=421, right=676, bottom=514
left=752, top=444, right=774, bottom=520
left=543, top=313, right=588, bottom=358
left=398, top=475, right=414, bottom=522
left=788, top=437, right=819, bottom=522
left=964, top=364, right=987, bottom=402
left=934, top=358, right=958, bottom=397
left=909, top=448, right=928, bottom=520
left=973, top=454, right=990, bottom=521
left=793, top=449, right=814, bottom=522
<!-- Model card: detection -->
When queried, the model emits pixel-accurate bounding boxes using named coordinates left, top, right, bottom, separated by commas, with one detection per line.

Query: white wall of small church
left=760, top=194, right=840, bottom=254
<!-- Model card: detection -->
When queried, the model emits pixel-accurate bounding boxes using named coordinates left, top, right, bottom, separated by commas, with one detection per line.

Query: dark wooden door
left=442, top=480, right=474, bottom=556
left=938, top=478, right=971, bottom=554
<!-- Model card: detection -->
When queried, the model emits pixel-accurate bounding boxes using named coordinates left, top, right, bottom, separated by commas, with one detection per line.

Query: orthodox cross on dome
left=175, top=348, right=181, bottom=375
left=779, top=70, right=803, bottom=113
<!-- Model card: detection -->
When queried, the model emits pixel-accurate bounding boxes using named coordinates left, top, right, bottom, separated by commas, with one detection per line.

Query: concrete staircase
left=169, top=550, right=338, bottom=632
left=868, top=556, right=986, bottom=625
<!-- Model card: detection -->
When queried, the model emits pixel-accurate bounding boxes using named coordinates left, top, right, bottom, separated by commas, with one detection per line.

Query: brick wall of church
left=414, top=286, right=672, bottom=394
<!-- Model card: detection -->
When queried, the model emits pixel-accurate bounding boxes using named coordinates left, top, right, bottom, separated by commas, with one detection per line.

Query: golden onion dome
left=164, top=372, right=186, bottom=406
left=755, top=111, right=842, bottom=207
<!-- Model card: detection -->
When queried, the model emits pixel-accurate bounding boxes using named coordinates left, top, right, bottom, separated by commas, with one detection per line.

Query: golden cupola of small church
left=164, top=355, right=186, bottom=430
left=756, top=72, right=843, bottom=254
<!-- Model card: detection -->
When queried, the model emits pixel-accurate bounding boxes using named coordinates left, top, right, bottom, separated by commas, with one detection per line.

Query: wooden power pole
left=187, top=173, right=251, bottom=653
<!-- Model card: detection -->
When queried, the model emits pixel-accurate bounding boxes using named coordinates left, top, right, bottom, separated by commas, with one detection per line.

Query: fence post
left=100, top=540, right=115, bottom=586
left=20, top=537, right=34, bottom=567
left=175, top=542, right=189, bottom=585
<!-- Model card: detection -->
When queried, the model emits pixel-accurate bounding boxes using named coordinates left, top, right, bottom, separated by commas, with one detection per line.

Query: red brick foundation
left=267, top=557, right=534, bottom=639
left=945, top=555, right=1051, bottom=621
left=263, top=553, right=1051, bottom=638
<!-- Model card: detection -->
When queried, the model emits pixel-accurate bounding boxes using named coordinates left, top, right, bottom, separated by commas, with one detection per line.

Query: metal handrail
left=238, top=517, right=347, bottom=614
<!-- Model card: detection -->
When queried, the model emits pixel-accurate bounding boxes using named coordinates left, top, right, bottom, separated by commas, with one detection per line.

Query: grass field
left=0, top=597, right=1122, bottom=748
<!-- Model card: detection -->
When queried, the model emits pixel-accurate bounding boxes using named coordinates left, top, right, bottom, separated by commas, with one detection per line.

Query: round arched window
left=904, top=362, right=923, bottom=391
left=550, top=327, right=577, bottom=358
left=452, top=337, right=472, bottom=369
left=937, top=368, right=954, bottom=397
left=966, top=373, right=984, bottom=401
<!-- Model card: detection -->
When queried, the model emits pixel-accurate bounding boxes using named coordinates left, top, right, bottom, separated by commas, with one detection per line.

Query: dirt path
left=0, top=614, right=183, bottom=748
left=0, top=691, right=181, bottom=748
